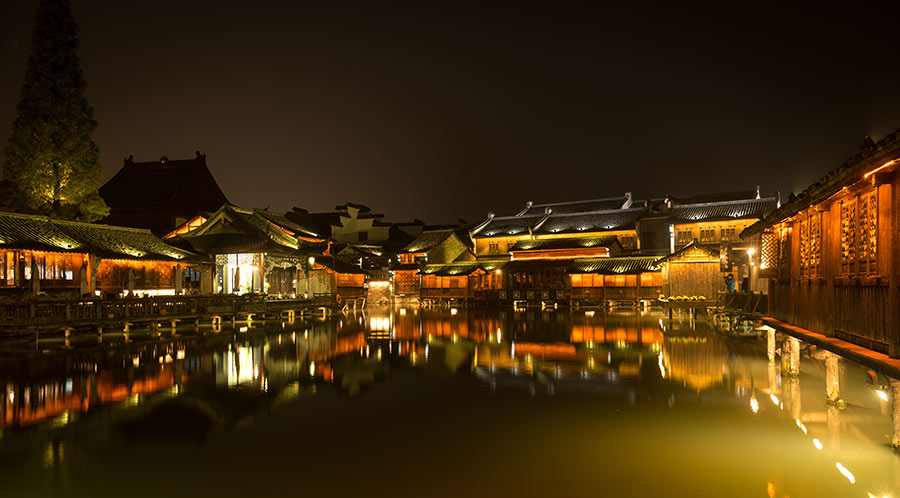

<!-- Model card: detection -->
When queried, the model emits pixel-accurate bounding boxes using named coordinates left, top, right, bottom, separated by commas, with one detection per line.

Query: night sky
left=2, top=1, right=900, bottom=225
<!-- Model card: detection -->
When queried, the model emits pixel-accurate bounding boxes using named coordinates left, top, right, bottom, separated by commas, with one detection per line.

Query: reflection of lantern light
left=749, top=396, right=759, bottom=414
left=309, top=361, right=315, bottom=376
left=812, top=438, right=823, bottom=450
left=835, top=462, right=855, bottom=484
left=877, top=389, right=889, bottom=401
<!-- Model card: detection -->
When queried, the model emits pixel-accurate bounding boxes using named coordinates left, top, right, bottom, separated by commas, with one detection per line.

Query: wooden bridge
left=0, top=293, right=340, bottom=336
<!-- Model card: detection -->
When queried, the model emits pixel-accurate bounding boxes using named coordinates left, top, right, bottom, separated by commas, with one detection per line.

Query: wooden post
left=766, top=328, right=776, bottom=362
left=890, top=181, right=900, bottom=358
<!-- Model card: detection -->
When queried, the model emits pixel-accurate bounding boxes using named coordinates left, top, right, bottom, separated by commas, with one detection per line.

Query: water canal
left=0, top=307, right=897, bottom=498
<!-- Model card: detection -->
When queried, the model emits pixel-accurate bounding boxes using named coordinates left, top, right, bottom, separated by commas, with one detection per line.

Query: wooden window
left=799, top=217, right=809, bottom=276
left=778, top=226, right=791, bottom=279
left=676, top=230, right=692, bottom=245
left=840, top=192, right=878, bottom=276
left=489, top=242, right=499, bottom=254
left=840, top=200, right=857, bottom=274
left=571, top=274, right=582, bottom=287
left=859, top=192, right=877, bottom=274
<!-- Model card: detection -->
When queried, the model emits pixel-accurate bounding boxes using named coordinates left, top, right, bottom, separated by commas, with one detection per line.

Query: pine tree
left=1, top=0, right=108, bottom=221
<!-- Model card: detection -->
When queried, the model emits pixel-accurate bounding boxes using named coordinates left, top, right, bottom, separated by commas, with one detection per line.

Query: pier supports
left=892, top=380, right=900, bottom=449
left=782, top=337, right=800, bottom=376
left=825, top=353, right=840, bottom=404
left=765, top=327, right=776, bottom=362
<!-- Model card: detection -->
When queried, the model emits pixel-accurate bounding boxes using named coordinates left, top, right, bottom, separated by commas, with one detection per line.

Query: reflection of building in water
left=1, top=364, right=181, bottom=429
left=661, top=336, right=728, bottom=392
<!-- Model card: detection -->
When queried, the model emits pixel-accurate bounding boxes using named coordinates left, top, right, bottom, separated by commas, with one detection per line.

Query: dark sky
left=2, top=1, right=900, bottom=225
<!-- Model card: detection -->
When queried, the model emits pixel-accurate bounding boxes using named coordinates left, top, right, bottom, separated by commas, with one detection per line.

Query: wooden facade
left=745, top=130, right=900, bottom=356
left=657, top=242, right=722, bottom=299
left=0, top=211, right=208, bottom=298
left=169, top=204, right=326, bottom=296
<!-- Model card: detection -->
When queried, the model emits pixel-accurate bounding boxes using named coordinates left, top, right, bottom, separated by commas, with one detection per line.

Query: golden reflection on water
left=0, top=306, right=898, bottom=497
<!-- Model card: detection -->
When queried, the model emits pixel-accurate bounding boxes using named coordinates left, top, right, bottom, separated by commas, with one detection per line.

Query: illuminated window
left=840, top=200, right=857, bottom=273
left=840, top=191, right=878, bottom=276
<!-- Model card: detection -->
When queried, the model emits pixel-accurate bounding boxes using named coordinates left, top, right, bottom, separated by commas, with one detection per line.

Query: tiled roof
left=655, top=240, right=720, bottom=262
left=402, top=229, right=455, bottom=253
left=255, top=210, right=322, bottom=238
left=570, top=257, right=661, bottom=274
left=172, top=205, right=326, bottom=256
left=315, top=255, right=367, bottom=275
left=744, top=129, right=900, bottom=237
left=472, top=214, right=544, bottom=237
left=534, top=208, right=645, bottom=235
left=518, top=196, right=627, bottom=216
left=99, top=153, right=229, bottom=235
left=508, top=235, right=621, bottom=252
left=0, top=211, right=198, bottom=261
left=100, top=153, right=228, bottom=210
left=420, top=260, right=505, bottom=276
left=669, top=197, right=777, bottom=224
left=284, top=209, right=342, bottom=237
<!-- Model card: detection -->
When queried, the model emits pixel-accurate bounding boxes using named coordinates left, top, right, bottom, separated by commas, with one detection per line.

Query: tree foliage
left=1, top=0, right=108, bottom=221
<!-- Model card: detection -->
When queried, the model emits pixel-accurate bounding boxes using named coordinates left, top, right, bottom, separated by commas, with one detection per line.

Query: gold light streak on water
left=813, top=438, right=823, bottom=450
left=835, top=462, right=855, bottom=484
left=750, top=396, right=759, bottom=414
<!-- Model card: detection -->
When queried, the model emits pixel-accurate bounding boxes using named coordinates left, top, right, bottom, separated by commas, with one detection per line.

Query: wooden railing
left=0, top=293, right=337, bottom=330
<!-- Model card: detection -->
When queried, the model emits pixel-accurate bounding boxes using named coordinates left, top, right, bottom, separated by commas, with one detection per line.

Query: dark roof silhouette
left=99, top=152, right=229, bottom=235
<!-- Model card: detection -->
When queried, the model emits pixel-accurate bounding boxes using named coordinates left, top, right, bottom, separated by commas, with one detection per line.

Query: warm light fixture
left=863, top=158, right=898, bottom=179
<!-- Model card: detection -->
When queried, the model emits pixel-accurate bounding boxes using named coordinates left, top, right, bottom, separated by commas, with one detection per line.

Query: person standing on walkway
left=725, top=273, right=736, bottom=293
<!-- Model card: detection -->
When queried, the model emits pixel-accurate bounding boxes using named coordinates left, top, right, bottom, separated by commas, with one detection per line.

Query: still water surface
left=0, top=307, right=898, bottom=498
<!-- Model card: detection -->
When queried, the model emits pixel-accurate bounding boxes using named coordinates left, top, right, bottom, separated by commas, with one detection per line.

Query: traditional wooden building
left=568, top=257, right=663, bottom=304
left=395, top=227, right=474, bottom=297
left=307, top=255, right=368, bottom=303
left=467, top=194, right=659, bottom=306
left=167, top=204, right=326, bottom=296
left=418, top=261, right=505, bottom=303
left=0, top=211, right=206, bottom=297
left=667, top=190, right=777, bottom=292
left=471, top=194, right=645, bottom=257
left=99, top=152, right=229, bottom=236
left=656, top=240, right=722, bottom=299
left=744, top=131, right=900, bottom=357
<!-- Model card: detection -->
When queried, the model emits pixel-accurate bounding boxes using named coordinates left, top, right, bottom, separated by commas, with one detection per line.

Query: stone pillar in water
left=891, top=379, right=900, bottom=449
left=825, top=353, right=840, bottom=404
left=766, top=328, right=775, bottom=363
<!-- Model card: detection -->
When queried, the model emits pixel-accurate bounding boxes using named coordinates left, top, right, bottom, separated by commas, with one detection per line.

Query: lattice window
left=778, top=226, right=791, bottom=279
left=858, top=192, right=878, bottom=274
left=809, top=211, right=821, bottom=275
left=799, top=217, right=809, bottom=276
left=840, top=200, right=857, bottom=274
left=760, top=230, right=778, bottom=272
left=839, top=193, right=878, bottom=276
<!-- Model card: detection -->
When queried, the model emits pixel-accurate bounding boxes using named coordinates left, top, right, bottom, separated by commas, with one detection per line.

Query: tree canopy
left=2, top=0, right=108, bottom=221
